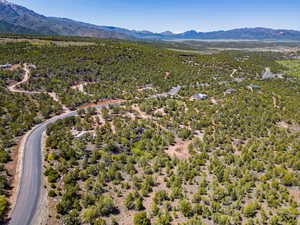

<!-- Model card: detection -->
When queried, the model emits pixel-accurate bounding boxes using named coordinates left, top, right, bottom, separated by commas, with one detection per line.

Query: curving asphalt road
left=8, top=111, right=76, bottom=225
left=9, top=103, right=121, bottom=225
left=8, top=83, right=180, bottom=225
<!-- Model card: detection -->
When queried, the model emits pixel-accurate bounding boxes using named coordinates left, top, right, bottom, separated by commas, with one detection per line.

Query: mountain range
left=1, top=0, right=300, bottom=41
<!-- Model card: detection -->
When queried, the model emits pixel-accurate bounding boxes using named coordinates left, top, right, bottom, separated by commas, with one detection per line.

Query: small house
left=224, top=88, right=236, bottom=95
left=191, top=93, right=208, bottom=100
left=262, top=68, right=276, bottom=79
left=262, top=68, right=284, bottom=80
left=247, top=84, right=261, bottom=91
left=233, top=77, right=245, bottom=83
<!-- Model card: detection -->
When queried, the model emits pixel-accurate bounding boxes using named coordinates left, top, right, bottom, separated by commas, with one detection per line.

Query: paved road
left=8, top=85, right=180, bottom=225
left=8, top=111, right=75, bottom=225
left=8, top=102, right=121, bottom=225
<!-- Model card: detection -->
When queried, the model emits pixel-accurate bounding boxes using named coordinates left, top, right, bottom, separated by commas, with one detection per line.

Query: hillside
left=1, top=1, right=300, bottom=41
left=0, top=34, right=299, bottom=224
left=0, top=0, right=132, bottom=39
left=0, top=21, right=36, bottom=34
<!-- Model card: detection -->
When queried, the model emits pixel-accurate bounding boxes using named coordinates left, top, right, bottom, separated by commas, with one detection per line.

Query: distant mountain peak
left=0, top=1, right=133, bottom=39
left=160, top=31, right=174, bottom=36
left=0, top=0, right=11, bottom=4
left=0, top=1, right=300, bottom=41
left=184, top=30, right=199, bottom=33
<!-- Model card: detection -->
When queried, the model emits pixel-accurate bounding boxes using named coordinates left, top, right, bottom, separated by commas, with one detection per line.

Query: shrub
left=48, top=190, right=57, bottom=197
left=94, top=218, right=107, bottom=225
left=153, top=190, right=169, bottom=205
left=133, top=211, right=151, bottom=225
left=179, top=200, right=193, bottom=217
left=0, top=195, right=7, bottom=219
left=125, top=192, right=144, bottom=210
left=0, top=150, right=10, bottom=163
left=243, top=201, right=259, bottom=217
left=96, top=195, right=118, bottom=216
left=281, top=173, right=295, bottom=186
left=155, top=212, right=172, bottom=225
left=44, top=167, right=60, bottom=183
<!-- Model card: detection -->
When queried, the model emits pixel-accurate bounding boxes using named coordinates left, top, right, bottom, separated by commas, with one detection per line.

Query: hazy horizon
left=9, top=0, right=300, bottom=33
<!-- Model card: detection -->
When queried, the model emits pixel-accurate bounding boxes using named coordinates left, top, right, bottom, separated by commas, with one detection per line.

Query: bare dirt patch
left=110, top=122, right=116, bottom=134
left=48, top=92, right=70, bottom=113
left=5, top=137, right=22, bottom=209
left=5, top=64, right=22, bottom=71
left=164, top=71, right=171, bottom=79
left=288, top=187, right=300, bottom=218
left=277, top=121, right=300, bottom=132
left=71, top=82, right=95, bottom=95
left=153, top=108, right=166, bottom=116
left=132, top=105, right=151, bottom=120
left=166, top=138, right=192, bottom=160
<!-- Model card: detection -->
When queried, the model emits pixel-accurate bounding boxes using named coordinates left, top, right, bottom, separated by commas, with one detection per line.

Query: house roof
left=224, top=88, right=236, bottom=94
left=0, top=64, right=12, bottom=68
left=192, top=93, right=208, bottom=99
left=247, top=84, right=261, bottom=89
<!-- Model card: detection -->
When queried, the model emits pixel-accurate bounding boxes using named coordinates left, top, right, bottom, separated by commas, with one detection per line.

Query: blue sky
left=11, top=0, right=300, bottom=33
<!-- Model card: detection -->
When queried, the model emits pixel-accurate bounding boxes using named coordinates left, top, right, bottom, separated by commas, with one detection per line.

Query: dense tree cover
left=0, top=38, right=284, bottom=109
left=0, top=35, right=297, bottom=223
left=44, top=64, right=300, bottom=224
left=0, top=43, right=64, bottom=220
left=0, top=86, right=62, bottom=220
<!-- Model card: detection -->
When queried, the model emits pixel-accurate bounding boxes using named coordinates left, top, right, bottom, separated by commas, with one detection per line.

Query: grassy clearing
left=0, top=38, right=95, bottom=46
left=278, top=59, right=300, bottom=77
left=167, top=48, right=205, bottom=55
